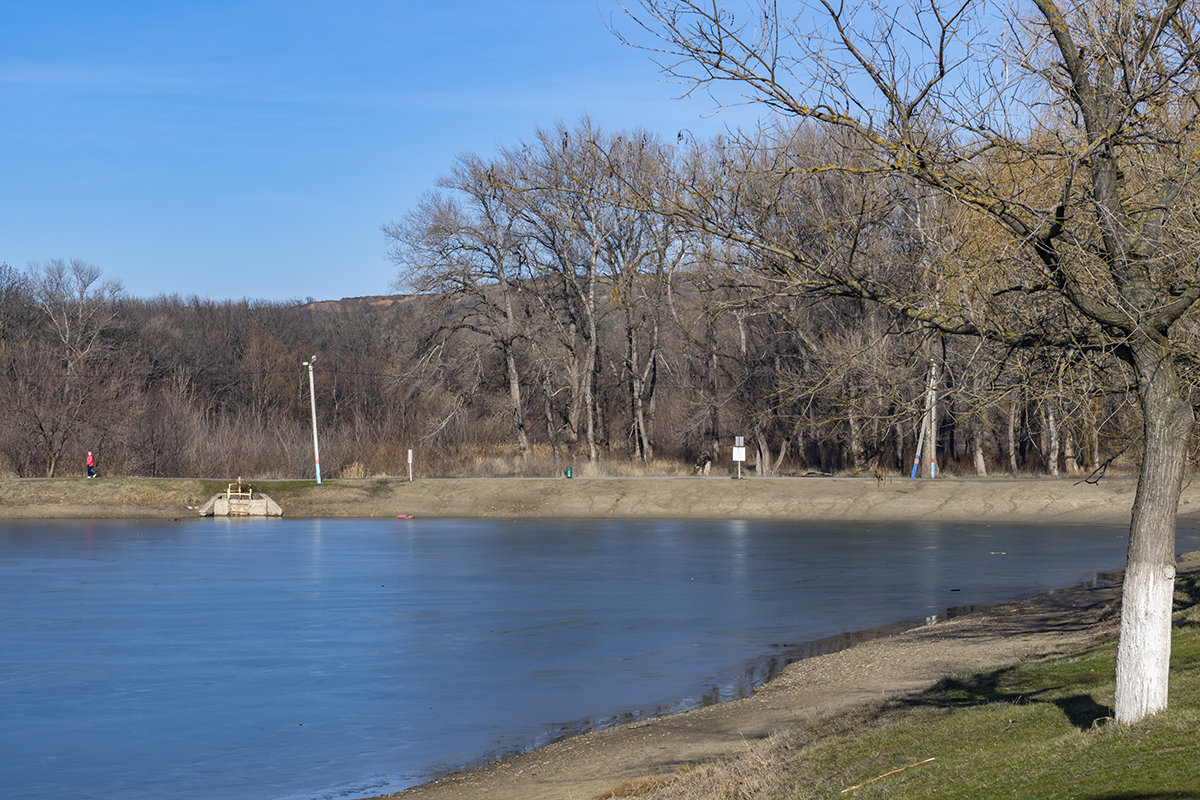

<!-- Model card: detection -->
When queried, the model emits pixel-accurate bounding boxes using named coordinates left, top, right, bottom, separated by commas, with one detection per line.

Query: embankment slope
left=0, top=475, right=1187, bottom=524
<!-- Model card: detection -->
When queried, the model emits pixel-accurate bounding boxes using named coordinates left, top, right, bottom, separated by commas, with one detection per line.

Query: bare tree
left=9, top=259, right=126, bottom=476
left=385, top=153, right=538, bottom=460
left=594, top=132, right=682, bottom=462
left=503, top=121, right=620, bottom=463
left=623, top=0, right=1200, bottom=722
left=0, top=263, right=34, bottom=347
left=32, top=258, right=123, bottom=367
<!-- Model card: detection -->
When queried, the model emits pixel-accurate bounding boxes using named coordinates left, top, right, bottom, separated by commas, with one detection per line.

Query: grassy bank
left=622, top=574, right=1200, bottom=800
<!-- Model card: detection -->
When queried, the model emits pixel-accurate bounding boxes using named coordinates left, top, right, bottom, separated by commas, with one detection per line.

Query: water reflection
left=1, top=517, right=1185, bottom=800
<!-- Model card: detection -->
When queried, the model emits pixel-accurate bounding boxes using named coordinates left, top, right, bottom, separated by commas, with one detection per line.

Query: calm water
left=3, top=517, right=1193, bottom=800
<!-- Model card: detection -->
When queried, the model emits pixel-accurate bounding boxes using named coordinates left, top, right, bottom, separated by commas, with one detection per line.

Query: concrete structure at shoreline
left=198, top=479, right=282, bottom=517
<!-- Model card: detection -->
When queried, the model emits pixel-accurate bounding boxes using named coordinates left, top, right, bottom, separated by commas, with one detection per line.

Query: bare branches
left=30, top=258, right=123, bottom=368
left=620, top=0, right=1200, bottom=725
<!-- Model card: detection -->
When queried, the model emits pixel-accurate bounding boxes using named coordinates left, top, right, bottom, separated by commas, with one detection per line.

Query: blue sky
left=1, top=1, right=752, bottom=303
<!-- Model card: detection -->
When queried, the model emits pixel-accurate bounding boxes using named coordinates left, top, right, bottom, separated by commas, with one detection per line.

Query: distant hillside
left=302, top=293, right=417, bottom=312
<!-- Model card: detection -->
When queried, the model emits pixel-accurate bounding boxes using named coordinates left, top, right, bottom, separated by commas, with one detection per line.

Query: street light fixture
left=302, top=356, right=321, bottom=484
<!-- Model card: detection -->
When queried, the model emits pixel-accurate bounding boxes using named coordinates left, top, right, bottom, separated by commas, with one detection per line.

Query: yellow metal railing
left=224, top=477, right=253, bottom=516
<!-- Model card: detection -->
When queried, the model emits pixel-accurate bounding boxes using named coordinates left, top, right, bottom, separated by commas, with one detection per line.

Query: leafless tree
left=501, top=121, right=622, bottom=463
left=4, top=260, right=126, bottom=475
left=385, top=153, right=539, bottom=460
left=592, top=131, right=682, bottom=462
left=31, top=258, right=122, bottom=367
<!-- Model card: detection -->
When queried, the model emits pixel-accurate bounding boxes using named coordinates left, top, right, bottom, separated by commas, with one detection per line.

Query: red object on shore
left=396, top=514, right=414, bottom=519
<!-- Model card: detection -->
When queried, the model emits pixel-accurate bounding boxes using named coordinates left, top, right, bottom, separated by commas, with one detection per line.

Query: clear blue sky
left=0, top=1, right=751, bottom=303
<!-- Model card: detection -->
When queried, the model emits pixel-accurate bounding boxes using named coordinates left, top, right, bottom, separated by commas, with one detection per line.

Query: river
left=3, top=517, right=1191, bottom=800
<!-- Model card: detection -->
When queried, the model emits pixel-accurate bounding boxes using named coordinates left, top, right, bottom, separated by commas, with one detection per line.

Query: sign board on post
left=732, top=436, right=746, bottom=479
left=407, top=449, right=413, bottom=482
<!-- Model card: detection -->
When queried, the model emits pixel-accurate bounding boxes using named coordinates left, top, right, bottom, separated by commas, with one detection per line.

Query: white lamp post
left=302, top=356, right=321, bottom=484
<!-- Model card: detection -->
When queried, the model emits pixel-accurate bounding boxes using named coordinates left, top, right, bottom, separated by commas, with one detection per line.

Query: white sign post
left=407, top=449, right=413, bottom=482
left=732, top=436, right=746, bottom=479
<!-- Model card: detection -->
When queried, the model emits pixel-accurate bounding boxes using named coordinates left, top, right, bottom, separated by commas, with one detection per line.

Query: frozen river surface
left=3, top=516, right=1187, bottom=800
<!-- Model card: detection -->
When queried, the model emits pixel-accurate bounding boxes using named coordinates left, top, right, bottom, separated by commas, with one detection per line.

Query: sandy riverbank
left=1, top=474, right=1194, bottom=524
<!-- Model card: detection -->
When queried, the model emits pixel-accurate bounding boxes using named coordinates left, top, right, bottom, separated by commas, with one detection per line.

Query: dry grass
left=339, top=461, right=370, bottom=479
left=570, top=458, right=696, bottom=478
left=416, top=444, right=704, bottom=479
left=592, top=765, right=709, bottom=799
left=0, top=476, right=213, bottom=509
left=589, top=728, right=819, bottom=800
left=593, top=774, right=677, bottom=799
left=108, top=479, right=216, bottom=508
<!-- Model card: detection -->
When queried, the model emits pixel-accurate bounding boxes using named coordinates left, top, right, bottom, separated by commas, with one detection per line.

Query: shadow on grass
left=1176, top=574, right=1200, bottom=614
left=1052, top=693, right=1114, bottom=729
left=881, top=571, right=1200, bottom=731
left=897, top=668, right=1112, bottom=731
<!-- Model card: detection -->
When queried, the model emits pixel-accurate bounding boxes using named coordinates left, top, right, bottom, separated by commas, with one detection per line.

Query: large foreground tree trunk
left=1115, top=340, right=1192, bottom=723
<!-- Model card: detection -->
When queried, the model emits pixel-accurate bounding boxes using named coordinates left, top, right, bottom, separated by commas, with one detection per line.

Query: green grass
left=194, top=478, right=331, bottom=497
left=246, top=478, right=331, bottom=496
left=775, top=603, right=1200, bottom=799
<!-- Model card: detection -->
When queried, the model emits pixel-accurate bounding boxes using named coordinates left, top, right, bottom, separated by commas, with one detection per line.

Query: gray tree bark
left=1115, top=338, right=1193, bottom=722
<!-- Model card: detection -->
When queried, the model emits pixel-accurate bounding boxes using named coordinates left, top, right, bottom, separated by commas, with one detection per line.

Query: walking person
left=86, top=450, right=95, bottom=478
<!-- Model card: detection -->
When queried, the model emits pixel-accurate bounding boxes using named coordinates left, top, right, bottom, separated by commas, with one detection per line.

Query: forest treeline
left=0, top=124, right=1158, bottom=480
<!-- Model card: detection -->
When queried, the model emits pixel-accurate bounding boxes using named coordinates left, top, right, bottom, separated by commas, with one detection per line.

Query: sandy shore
left=286, top=475, right=1160, bottom=523
left=3, top=474, right=1195, bottom=524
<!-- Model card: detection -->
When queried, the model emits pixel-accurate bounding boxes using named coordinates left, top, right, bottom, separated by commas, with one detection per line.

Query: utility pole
left=303, top=356, right=321, bottom=484
left=922, top=360, right=939, bottom=479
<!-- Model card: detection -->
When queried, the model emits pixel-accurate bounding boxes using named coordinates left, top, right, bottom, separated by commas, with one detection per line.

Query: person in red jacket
left=86, top=451, right=95, bottom=478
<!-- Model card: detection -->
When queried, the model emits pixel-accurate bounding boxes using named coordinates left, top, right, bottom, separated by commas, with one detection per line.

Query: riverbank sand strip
left=4, top=475, right=1197, bottom=523
left=384, top=551, right=1200, bottom=800
left=271, top=476, right=1162, bottom=522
